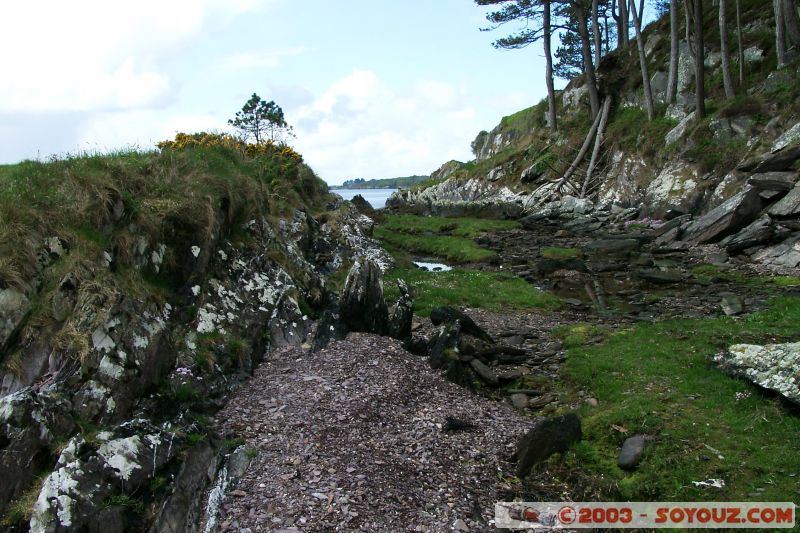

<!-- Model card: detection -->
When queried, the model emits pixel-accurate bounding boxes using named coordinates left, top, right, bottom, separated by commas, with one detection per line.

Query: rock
left=349, top=194, right=375, bottom=215
left=638, top=269, right=682, bottom=284
left=737, top=146, right=800, bottom=173
left=510, top=393, right=529, bottom=409
left=653, top=214, right=692, bottom=238
left=515, top=413, right=582, bottom=478
left=153, top=442, right=216, bottom=533
left=430, top=307, right=493, bottom=343
left=583, top=239, right=640, bottom=257
left=747, top=172, right=797, bottom=191
left=339, top=259, right=389, bottom=335
left=428, top=321, right=461, bottom=370
left=714, top=342, right=800, bottom=405
left=387, top=280, right=414, bottom=345
left=722, top=215, right=775, bottom=254
left=767, top=183, right=800, bottom=218
left=751, top=235, right=800, bottom=270
left=0, top=288, right=30, bottom=352
left=469, top=359, right=499, bottom=387
left=454, top=518, right=470, bottom=531
left=720, top=294, right=745, bottom=316
left=562, top=84, right=588, bottom=110
left=586, top=397, right=598, bottom=407
left=681, top=187, right=763, bottom=243
left=533, top=258, right=587, bottom=275
left=743, top=46, right=765, bottom=63
left=618, top=435, right=647, bottom=470
left=772, top=121, right=800, bottom=152
left=665, top=111, right=695, bottom=145
left=520, top=164, right=543, bottom=183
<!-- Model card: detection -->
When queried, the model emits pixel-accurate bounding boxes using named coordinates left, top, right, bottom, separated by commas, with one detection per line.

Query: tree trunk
left=782, top=0, right=800, bottom=48
left=667, top=0, right=680, bottom=104
left=736, top=0, right=744, bottom=85
left=604, top=11, right=610, bottom=55
left=544, top=0, right=558, bottom=131
left=686, top=0, right=693, bottom=55
left=592, top=0, right=602, bottom=66
left=576, top=2, right=601, bottom=119
left=630, top=0, right=655, bottom=119
left=694, top=0, right=706, bottom=118
left=776, top=0, right=788, bottom=68
left=582, top=97, right=612, bottom=198
left=618, top=0, right=629, bottom=46
left=719, top=0, right=735, bottom=98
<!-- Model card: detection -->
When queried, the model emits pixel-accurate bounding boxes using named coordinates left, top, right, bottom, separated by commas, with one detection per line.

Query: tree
left=736, top=0, right=744, bottom=85
left=572, top=0, right=602, bottom=119
left=228, top=93, right=294, bottom=143
left=630, top=0, right=655, bottom=119
left=775, top=0, right=800, bottom=68
left=693, top=0, right=705, bottom=118
left=719, top=0, right=735, bottom=99
left=477, top=0, right=559, bottom=130
left=666, top=0, right=680, bottom=104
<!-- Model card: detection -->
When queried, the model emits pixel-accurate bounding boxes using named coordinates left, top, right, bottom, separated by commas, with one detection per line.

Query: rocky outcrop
left=340, top=259, right=389, bottom=335
left=681, top=187, right=763, bottom=243
left=714, top=342, right=800, bottom=405
left=387, top=178, right=525, bottom=218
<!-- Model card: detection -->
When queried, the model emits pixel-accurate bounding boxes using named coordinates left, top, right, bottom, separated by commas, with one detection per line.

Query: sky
left=0, top=0, right=566, bottom=184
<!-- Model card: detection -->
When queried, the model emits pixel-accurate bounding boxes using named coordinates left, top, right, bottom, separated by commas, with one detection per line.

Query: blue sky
left=0, top=0, right=567, bottom=184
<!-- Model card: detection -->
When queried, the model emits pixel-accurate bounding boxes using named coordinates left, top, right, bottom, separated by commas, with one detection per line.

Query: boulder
left=618, top=435, right=647, bottom=470
left=430, top=307, right=493, bottom=343
left=428, top=321, right=461, bottom=370
left=721, top=215, right=775, bottom=254
left=665, top=112, right=695, bottom=145
left=681, top=187, right=763, bottom=243
left=772, top=121, right=800, bottom=152
left=720, top=294, right=745, bottom=316
left=737, top=146, right=800, bottom=173
left=339, top=259, right=389, bottom=335
left=469, top=359, right=499, bottom=387
left=387, top=279, right=414, bottom=344
left=515, top=413, right=582, bottom=478
left=747, top=172, right=798, bottom=192
left=767, top=184, right=800, bottom=218
left=751, top=235, right=800, bottom=270
left=714, top=342, right=800, bottom=405
left=350, top=194, right=376, bottom=215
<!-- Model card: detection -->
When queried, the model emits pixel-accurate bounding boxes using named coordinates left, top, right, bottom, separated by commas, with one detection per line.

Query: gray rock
left=0, top=288, right=30, bottom=352
left=515, top=413, right=582, bottom=478
left=772, top=121, right=800, bottom=152
left=618, top=435, right=647, bottom=470
left=153, top=442, right=216, bottom=533
left=349, top=194, right=375, bottom=215
left=751, top=235, right=800, bottom=270
left=583, top=239, right=641, bottom=257
left=768, top=184, right=800, bottom=218
left=682, top=187, right=763, bottom=243
left=639, top=269, right=682, bottom=284
left=665, top=111, right=695, bottom=145
left=510, top=393, right=529, bottom=409
left=428, top=321, right=461, bottom=370
left=430, top=307, right=493, bottom=343
left=743, top=46, right=765, bottom=63
left=388, top=279, right=414, bottom=345
left=747, top=172, right=798, bottom=191
left=720, top=294, right=745, bottom=316
left=738, top=146, right=800, bottom=173
left=714, top=342, right=800, bottom=405
left=340, top=259, right=389, bottom=335
left=722, top=215, right=776, bottom=254
left=469, top=359, right=499, bottom=387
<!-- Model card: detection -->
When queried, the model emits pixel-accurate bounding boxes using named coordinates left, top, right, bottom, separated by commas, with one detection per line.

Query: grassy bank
left=384, top=267, right=560, bottom=316
left=552, top=296, right=800, bottom=502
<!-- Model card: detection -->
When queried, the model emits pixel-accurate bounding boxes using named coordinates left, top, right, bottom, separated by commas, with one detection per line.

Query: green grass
left=375, top=215, right=519, bottom=263
left=384, top=267, right=561, bottom=316
left=558, top=296, right=800, bottom=501
left=692, top=264, right=800, bottom=287
left=541, top=247, right=581, bottom=259
left=379, top=214, right=519, bottom=237
left=375, top=227, right=497, bottom=263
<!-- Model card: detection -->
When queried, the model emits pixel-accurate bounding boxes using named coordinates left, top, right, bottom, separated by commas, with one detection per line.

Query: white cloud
left=222, top=47, right=306, bottom=70
left=290, top=70, right=486, bottom=184
left=0, top=0, right=273, bottom=113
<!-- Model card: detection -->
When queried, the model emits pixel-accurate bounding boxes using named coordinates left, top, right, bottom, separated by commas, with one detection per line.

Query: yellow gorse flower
left=157, top=132, right=302, bottom=163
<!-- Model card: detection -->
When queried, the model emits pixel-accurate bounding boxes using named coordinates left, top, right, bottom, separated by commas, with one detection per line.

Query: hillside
left=0, top=133, right=397, bottom=530
left=335, top=174, right=429, bottom=189
left=390, top=0, right=800, bottom=264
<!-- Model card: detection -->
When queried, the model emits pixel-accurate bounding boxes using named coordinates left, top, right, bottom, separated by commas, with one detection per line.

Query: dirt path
left=208, top=333, right=532, bottom=532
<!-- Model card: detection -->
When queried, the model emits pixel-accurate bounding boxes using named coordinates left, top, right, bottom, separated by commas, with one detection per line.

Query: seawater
left=329, top=188, right=398, bottom=209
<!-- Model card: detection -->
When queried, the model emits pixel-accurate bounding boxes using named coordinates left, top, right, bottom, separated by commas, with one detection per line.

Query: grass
left=379, top=214, right=519, bottom=237
left=556, top=296, right=800, bottom=502
left=691, top=264, right=800, bottom=288
left=541, top=247, right=581, bottom=259
left=384, top=267, right=561, bottom=316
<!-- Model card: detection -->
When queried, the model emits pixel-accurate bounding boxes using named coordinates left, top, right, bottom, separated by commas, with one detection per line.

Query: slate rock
left=350, top=194, right=376, bottom=215
left=768, top=184, right=800, bottom=218
left=747, top=172, right=798, bottom=191
left=714, top=342, right=800, bottom=405
left=515, top=413, right=582, bottom=478
left=737, top=145, right=800, bottom=173
left=721, top=215, right=775, bottom=254
left=469, top=359, right=499, bottom=386
left=387, top=279, right=414, bottom=344
left=430, top=306, right=493, bottom=343
left=638, top=269, right=682, bottom=284
left=428, top=321, right=462, bottom=370
left=618, top=435, right=647, bottom=470
left=720, top=294, right=745, bottom=316
left=0, top=288, right=30, bottom=352
left=682, top=186, right=763, bottom=243
left=340, top=259, right=389, bottom=335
